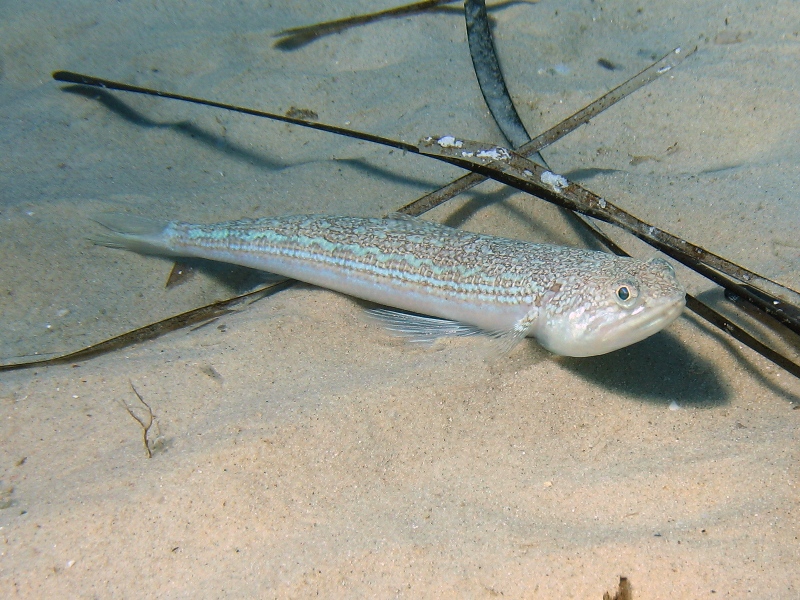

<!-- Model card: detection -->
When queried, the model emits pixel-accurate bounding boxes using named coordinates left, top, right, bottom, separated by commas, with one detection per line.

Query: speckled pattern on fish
left=92, top=213, right=686, bottom=357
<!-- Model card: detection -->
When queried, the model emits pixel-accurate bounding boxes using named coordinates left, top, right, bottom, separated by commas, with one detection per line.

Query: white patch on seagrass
left=541, top=171, right=569, bottom=193
left=435, top=135, right=463, bottom=148
left=472, top=146, right=511, bottom=161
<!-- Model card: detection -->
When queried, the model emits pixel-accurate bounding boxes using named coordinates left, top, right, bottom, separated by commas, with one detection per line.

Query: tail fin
left=90, top=213, right=176, bottom=256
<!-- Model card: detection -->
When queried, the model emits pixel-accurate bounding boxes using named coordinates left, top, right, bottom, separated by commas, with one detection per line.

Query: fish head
left=533, top=256, right=685, bottom=357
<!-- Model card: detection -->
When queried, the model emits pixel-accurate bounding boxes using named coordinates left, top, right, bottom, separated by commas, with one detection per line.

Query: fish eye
left=613, top=280, right=639, bottom=306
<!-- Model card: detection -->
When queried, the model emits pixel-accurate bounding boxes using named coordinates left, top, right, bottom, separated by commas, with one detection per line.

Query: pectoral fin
left=365, top=308, right=527, bottom=355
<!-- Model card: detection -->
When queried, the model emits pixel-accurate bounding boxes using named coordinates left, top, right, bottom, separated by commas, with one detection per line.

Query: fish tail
left=90, top=213, right=176, bottom=256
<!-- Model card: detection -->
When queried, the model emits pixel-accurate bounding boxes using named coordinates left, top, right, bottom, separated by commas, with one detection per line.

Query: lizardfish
left=91, top=213, right=685, bottom=356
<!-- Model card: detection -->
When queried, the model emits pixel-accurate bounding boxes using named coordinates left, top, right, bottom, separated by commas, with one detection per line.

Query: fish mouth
left=538, top=295, right=685, bottom=357
left=594, top=295, right=686, bottom=353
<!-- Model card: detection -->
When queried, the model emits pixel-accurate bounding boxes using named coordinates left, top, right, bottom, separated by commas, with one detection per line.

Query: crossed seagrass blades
left=5, top=0, right=798, bottom=381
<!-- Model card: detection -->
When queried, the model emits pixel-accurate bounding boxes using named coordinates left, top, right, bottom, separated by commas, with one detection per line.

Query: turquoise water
left=0, top=0, right=797, bottom=365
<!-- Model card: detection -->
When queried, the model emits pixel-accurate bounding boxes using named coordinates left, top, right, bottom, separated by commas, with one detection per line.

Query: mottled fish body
left=92, top=213, right=685, bottom=356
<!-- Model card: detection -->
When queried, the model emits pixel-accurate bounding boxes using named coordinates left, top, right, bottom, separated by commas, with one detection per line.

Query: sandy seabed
left=1, top=0, right=799, bottom=597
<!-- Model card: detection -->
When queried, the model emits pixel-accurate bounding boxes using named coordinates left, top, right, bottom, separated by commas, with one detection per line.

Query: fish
left=91, top=213, right=686, bottom=357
